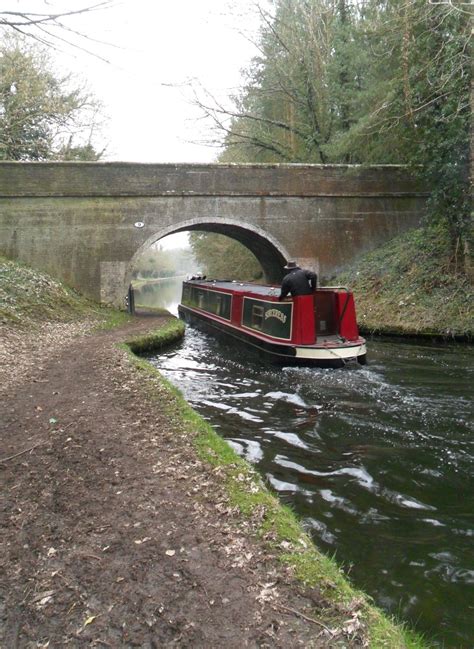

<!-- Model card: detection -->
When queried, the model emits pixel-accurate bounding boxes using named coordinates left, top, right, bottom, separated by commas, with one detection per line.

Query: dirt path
left=1, top=315, right=344, bottom=648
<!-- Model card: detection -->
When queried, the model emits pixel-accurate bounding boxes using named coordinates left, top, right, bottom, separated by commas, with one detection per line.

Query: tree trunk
left=467, top=78, right=473, bottom=280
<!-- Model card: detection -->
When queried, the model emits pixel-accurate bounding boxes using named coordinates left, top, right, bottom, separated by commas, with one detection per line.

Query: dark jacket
left=279, top=267, right=317, bottom=300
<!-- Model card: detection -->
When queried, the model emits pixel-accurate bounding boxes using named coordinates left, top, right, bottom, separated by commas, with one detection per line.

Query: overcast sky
left=36, top=0, right=263, bottom=163
left=4, top=1, right=263, bottom=248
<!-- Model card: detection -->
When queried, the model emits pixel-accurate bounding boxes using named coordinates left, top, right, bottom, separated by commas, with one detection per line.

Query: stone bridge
left=0, top=162, right=427, bottom=307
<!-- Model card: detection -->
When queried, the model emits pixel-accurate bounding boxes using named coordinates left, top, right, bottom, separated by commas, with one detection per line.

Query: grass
left=0, top=255, right=91, bottom=326
left=93, top=309, right=132, bottom=330
left=123, top=317, right=185, bottom=354
left=0, top=255, right=132, bottom=331
left=336, top=226, right=473, bottom=340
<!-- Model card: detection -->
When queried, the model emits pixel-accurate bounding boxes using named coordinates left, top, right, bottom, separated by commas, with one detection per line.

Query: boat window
left=215, top=295, right=222, bottom=316
left=198, top=291, right=205, bottom=309
left=183, top=285, right=193, bottom=304
left=251, top=305, right=264, bottom=330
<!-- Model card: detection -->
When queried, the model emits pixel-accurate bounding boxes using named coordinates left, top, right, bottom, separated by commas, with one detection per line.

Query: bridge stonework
left=0, top=162, right=427, bottom=307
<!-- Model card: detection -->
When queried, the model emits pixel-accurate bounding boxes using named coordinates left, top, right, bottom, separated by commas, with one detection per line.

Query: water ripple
left=152, top=324, right=474, bottom=647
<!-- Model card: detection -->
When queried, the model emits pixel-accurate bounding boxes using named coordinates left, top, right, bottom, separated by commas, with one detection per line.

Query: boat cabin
left=181, top=280, right=359, bottom=344
left=179, top=279, right=366, bottom=367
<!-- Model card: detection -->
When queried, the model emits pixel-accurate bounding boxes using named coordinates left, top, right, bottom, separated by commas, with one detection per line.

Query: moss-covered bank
left=124, top=318, right=185, bottom=355
left=336, top=227, right=473, bottom=340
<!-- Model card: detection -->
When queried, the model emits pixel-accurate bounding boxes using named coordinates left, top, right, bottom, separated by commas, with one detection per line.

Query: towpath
left=0, top=314, right=354, bottom=648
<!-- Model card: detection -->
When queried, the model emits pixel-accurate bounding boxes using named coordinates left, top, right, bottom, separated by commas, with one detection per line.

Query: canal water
left=140, top=279, right=474, bottom=647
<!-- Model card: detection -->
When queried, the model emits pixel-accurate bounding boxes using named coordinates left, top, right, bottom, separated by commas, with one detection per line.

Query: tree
left=196, top=0, right=472, bottom=275
left=132, top=246, right=197, bottom=279
left=195, top=0, right=365, bottom=164
left=0, top=36, right=104, bottom=160
left=350, top=0, right=472, bottom=271
left=56, top=137, right=105, bottom=161
left=0, top=3, right=114, bottom=56
left=404, top=1, right=471, bottom=272
left=189, top=232, right=263, bottom=281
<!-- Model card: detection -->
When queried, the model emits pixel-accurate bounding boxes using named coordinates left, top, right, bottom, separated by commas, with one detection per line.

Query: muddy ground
left=1, top=314, right=364, bottom=648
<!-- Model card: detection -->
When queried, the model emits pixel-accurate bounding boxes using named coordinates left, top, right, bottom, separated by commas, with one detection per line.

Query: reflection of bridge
left=0, top=162, right=427, bottom=307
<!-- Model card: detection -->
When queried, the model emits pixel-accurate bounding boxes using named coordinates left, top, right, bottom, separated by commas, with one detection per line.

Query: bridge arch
left=127, top=217, right=291, bottom=293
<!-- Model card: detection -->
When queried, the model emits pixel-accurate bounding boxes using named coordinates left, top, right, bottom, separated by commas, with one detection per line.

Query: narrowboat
left=178, top=279, right=367, bottom=368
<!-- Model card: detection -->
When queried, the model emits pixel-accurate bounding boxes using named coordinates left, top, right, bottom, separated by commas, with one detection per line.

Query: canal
left=138, top=278, right=474, bottom=647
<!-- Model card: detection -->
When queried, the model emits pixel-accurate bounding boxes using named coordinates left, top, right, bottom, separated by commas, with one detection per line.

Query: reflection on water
left=133, top=278, right=183, bottom=315
left=143, top=278, right=474, bottom=647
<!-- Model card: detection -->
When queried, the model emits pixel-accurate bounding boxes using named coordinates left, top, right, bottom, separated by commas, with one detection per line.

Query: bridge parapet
left=0, top=162, right=427, bottom=198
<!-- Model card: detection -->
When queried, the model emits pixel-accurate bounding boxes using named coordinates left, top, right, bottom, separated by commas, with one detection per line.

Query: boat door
left=314, top=291, right=337, bottom=337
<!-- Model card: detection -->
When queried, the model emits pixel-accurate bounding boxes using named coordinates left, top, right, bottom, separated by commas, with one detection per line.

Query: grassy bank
left=336, top=227, right=473, bottom=340
left=0, top=255, right=130, bottom=330
left=124, top=317, right=185, bottom=354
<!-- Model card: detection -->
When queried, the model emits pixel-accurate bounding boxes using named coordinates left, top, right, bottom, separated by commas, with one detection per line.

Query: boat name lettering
left=265, top=308, right=287, bottom=324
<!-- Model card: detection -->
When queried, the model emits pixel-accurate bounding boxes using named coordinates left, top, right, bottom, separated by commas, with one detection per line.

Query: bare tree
left=0, top=2, right=116, bottom=59
left=189, top=0, right=357, bottom=164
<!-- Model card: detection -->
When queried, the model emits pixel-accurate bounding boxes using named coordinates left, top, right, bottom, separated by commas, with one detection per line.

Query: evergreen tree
left=189, top=232, right=263, bottom=281
left=214, top=0, right=366, bottom=164
left=351, top=0, right=471, bottom=270
left=0, top=36, right=104, bottom=160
